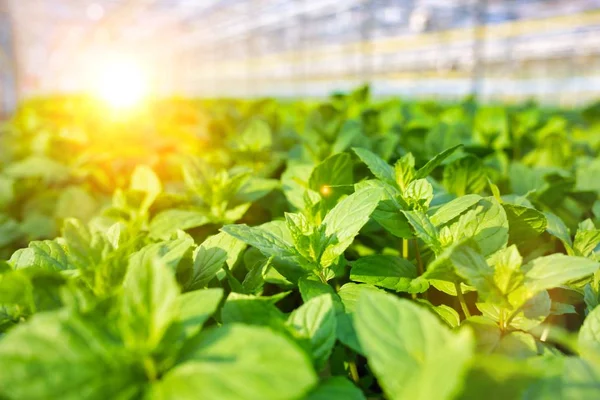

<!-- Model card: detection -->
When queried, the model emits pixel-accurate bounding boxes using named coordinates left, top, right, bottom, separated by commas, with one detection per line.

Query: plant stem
left=143, top=357, right=158, bottom=381
left=413, top=239, right=423, bottom=276
left=413, top=239, right=427, bottom=300
left=455, top=282, right=471, bottom=319
left=504, top=305, right=524, bottom=330
left=318, top=270, right=328, bottom=284
left=402, top=238, right=409, bottom=259
left=348, top=359, right=360, bottom=384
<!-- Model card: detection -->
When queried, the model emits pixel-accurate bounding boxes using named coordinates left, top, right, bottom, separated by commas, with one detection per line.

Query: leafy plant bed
left=1, top=88, right=600, bottom=399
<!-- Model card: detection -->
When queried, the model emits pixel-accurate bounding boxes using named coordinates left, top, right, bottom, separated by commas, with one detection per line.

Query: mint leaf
left=430, top=194, right=482, bottom=226
left=450, top=244, right=507, bottom=305
left=0, top=311, right=143, bottom=400
left=355, top=291, right=474, bottom=400
left=189, top=232, right=246, bottom=290
left=149, top=209, right=210, bottom=240
left=402, top=210, right=441, bottom=252
left=415, top=144, right=462, bottom=179
left=522, top=254, right=599, bottom=301
left=443, top=156, right=487, bottom=196
left=579, top=305, right=600, bottom=363
left=309, top=153, right=354, bottom=201
left=404, top=179, right=433, bottom=211
left=153, top=324, right=317, bottom=400
left=350, top=254, right=427, bottom=293
left=353, top=147, right=396, bottom=186
left=503, top=204, right=547, bottom=247
left=10, top=240, right=71, bottom=271
left=130, top=165, right=161, bottom=213
left=357, top=179, right=412, bottom=238
left=221, top=293, right=287, bottom=329
left=287, top=294, right=337, bottom=369
left=336, top=283, right=383, bottom=354
left=174, top=288, right=223, bottom=339
left=319, top=187, right=382, bottom=268
left=119, top=258, right=179, bottom=351
left=305, top=377, right=365, bottom=400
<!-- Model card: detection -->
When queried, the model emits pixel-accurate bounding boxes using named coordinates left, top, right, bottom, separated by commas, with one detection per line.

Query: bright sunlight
left=94, top=58, right=147, bottom=109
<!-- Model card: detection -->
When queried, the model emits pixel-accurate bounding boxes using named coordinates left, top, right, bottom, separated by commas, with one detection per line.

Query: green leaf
left=415, top=144, right=462, bottom=179
left=521, top=254, right=599, bottom=303
left=10, top=240, right=71, bottom=271
left=222, top=221, right=310, bottom=281
left=298, top=277, right=338, bottom=302
left=488, top=245, right=524, bottom=295
left=241, top=256, right=272, bottom=295
left=336, top=283, right=383, bottom=353
left=478, top=291, right=552, bottom=331
left=189, top=232, right=246, bottom=289
left=449, top=197, right=508, bottom=257
left=130, top=165, right=162, bottom=212
left=422, top=244, right=465, bottom=283
left=309, top=153, right=354, bottom=201
left=404, top=179, right=433, bottom=210
left=402, top=210, right=441, bottom=252
left=129, top=237, right=194, bottom=277
left=0, top=214, right=22, bottom=248
left=222, top=221, right=296, bottom=261
left=238, top=119, right=272, bottom=151
left=430, top=194, right=482, bottom=226
left=350, top=254, right=427, bottom=293
left=287, top=294, right=337, bottom=369
left=394, top=153, right=416, bottom=191
left=355, top=291, right=474, bottom=400
left=443, top=156, right=487, bottom=196
left=416, top=299, right=461, bottom=328
left=174, top=288, right=223, bottom=339
left=320, top=187, right=382, bottom=268
left=494, top=331, right=539, bottom=359
left=0, top=311, right=143, bottom=400
left=305, top=377, right=366, bottom=400
left=4, top=156, right=70, bottom=184
left=236, top=178, right=279, bottom=204
left=525, top=356, right=600, bottom=399
left=574, top=228, right=600, bottom=258
left=281, top=163, right=320, bottom=210
left=503, top=204, right=547, bottom=247
left=221, top=293, right=287, bottom=329
left=353, top=147, right=396, bottom=186
left=449, top=245, right=506, bottom=305
left=579, top=305, right=600, bottom=363
left=119, top=257, right=180, bottom=350
left=0, top=175, right=14, bottom=208
left=55, top=187, right=98, bottom=222
left=358, top=180, right=412, bottom=238
left=149, top=209, right=210, bottom=240
left=153, top=324, right=317, bottom=400
left=544, top=211, right=573, bottom=250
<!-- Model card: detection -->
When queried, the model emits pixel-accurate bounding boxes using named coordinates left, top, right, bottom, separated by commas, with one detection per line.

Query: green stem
left=413, top=239, right=427, bottom=300
left=143, top=357, right=158, bottom=381
left=318, top=270, right=328, bottom=284
left=402, top=238, right=409, bottom=259
left=413, top=239, right=423, bottom=276
left=504, top=305, right=524, bottom=330
left=348, top=359, right=360, bottom=384
left=455, top=282, right=471, bottom=319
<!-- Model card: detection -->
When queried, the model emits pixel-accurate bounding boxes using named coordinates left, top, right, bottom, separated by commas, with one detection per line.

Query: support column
left=0, top=0, right=17, bottom=117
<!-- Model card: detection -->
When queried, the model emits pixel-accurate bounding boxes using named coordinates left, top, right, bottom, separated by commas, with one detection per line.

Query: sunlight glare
left=94, top=58, right=147, bottom=109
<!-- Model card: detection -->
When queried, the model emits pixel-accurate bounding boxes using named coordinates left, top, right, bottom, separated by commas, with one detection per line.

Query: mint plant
left=1, top=92, right=600, bottom=399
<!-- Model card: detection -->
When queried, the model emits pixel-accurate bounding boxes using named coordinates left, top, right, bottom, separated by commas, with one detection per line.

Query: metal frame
left=4, top=0, right=600, bottom=104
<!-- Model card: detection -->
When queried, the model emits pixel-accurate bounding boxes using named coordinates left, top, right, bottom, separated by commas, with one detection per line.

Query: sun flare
left=94, top=58, right=147, bottom=109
